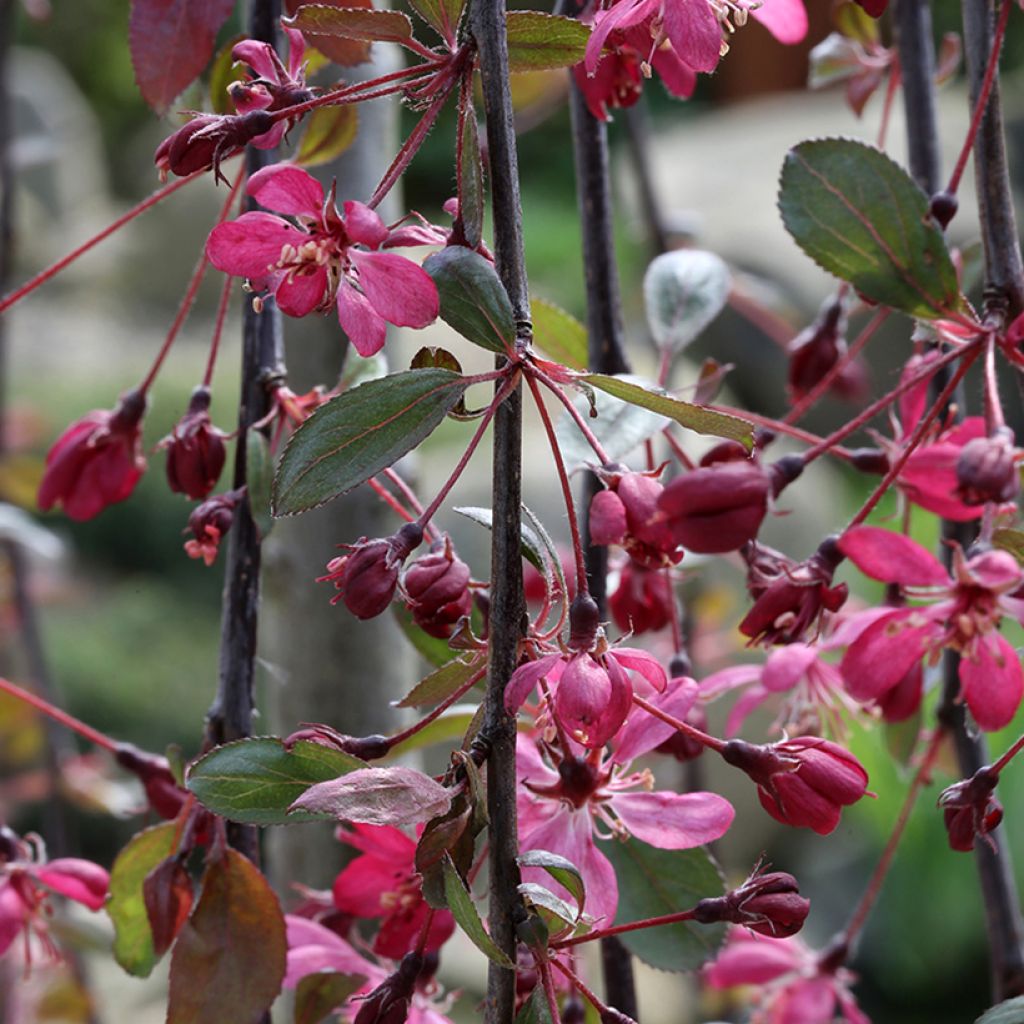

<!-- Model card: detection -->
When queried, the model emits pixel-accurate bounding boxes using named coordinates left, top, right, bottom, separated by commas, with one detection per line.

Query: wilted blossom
left=38, top=389, right=147, bottom=521
left=705, top=929, right=869, bottom=1024
left=608, top=561, right=674, bottom=635
left=206, top=164, right=440, bottom=357
left=0, top=826, right=109, bottom=961
left=332, top=824, right=454, bottom=960
left=402, top=537, right=473, bottom=639
left=320, top=524, right=425, bottom=620
left=838, top=526, right=1024, bottom=731
left=693, top=862, right=810, bottom=938
left=160, top=386, right=227, bottom=500
left=722, top=735, right=869, bottom=835
left=589, top=468, right=682, bottom=568
left=937, top=766, right=1004, bottom=852
left=517, top=721, right=734, bottom=923
left=184, top=487, right=246, bottom=566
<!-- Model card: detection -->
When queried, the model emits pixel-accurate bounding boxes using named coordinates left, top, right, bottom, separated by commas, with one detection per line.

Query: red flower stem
left=382, top=467, right=439, bottom=541
left=139, top=164, right=247, bottom=394
left=800, top=340, right=971, bottom=464
left=709, top=404, right=856, bottom=460
left=0, top=167, right=209, bottom=314
left=993, top=731, right=1024, bottom=774
left=526, top=372, right=589, bottom=597
left=662, top=428, right=696, bottom=470
left=784, top=310, right=889, bottom=426
left=876, top=62, right=902, bottom=151
left=385, top=664, right=487, bottom=752
left=0, top=675, right=118, bottom=752
left=983, top=333, right=1006, bottom=433
left=631, top=692, right=725, bottom=753
left=417, top=370, right=519, bottom=529
left=728, top=286, right=795, bottom=349
left=538, top=960, right=562, bottom=1021
left=552, top=906, right=698, bottom=950
left=838, top=727, right=945, bottom=952
left=530, top=366, right=611, bottom=464
left=845, top=346, right=979, bottom=529
left=201, top=272, right=235, bottom=388
left=368, top=476, right=417, bottom=523
left=946, top=0, right=1013, bottom=197
left=549, top=957, right=616, bottom=1017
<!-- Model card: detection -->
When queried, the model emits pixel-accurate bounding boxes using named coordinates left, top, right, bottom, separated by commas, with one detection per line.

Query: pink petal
left=649, top=46, right=698, bottom=98
left=338, top=822, right=416, bottom=862
left=0, top=881, right=27, bottom=956
left=505, top=653, right=564, bottom=713
left=840, top=610, right=936, bottom=701
left=284, top=26, right=307, bottom=76
left=610, top=647, right=668, bottom=692
left=350, top=251, right=440, bottom=329
left=762, top=644, right=818, bottom=693
left=700, top=663, right=763, bottom=699
left=233, top=39, right=280, bottom=82
left=774, top=977, right=838, bottom=1024
left=247, top=163, right=324, bottom=217
left=284, top=915, right=378, bottom=989
left=960, top=632, right=1024, bottom=731
left=35, top=858, right=109, bottom=911
left=206, top=212, right=302, bottom=278
left=344, top=201, right=389, bottom=248
left=749, top=0, right=808, bottom=44
left=337, top=281, right=389, bottom=357
left=613, top=676, right=699, bottom=763
left=585, top=0, right=657, bottom=72
left=966, top=550, right=1022, bottom=592
left=899, top=444, right=984, bottom=521
left=516, top=734, right=562, bottom=789
left=705, top=933, right=804, bottom=987
left=275, top=265, right=328, bottom=317
left=838, top=526, right=948, bottom=587
left=724, top=684, right=773, bottom=737
left=662, top=0, right=723, bottom=73
left=555, top=653, right=631, bottom=747
left=611, top=790, right=734, bottom=848
left=332, top=856, right=399, bottom=918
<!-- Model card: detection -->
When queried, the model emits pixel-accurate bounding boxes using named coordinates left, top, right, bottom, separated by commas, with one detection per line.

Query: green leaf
left=514, top=986, right=555, bottom=1024
left=393, top=601, right=456, bottom=667
left=455, top=505, right=546, bottom=571
left=167, top=850, right=287, bottom=1024
left=517, top=882, right=579, bottom=930
left=408, top=0, right=464, bottom=41
left=246, top=429, right=275, bottom=540
left=395, top=655, right=486, bottom=708
left=441, top=854, right=515, bottom=967
left=424, top=247, right=516, bottom=354
left=518, top=849, right=585, bottom=917
left=285, top=6, right=415, bottom=44
left=581, top=374, right=754, bottom=449
left=295, top=103, right=359, bottom=167
left=295, top=972, right=365, bottom=1024
left=531, top=298, right=588, bottom=372
left=600, top=841, right=726, bottom=972
left=505, top=12, right=590, bottom=71
left=977, top=997, right=1024, bottom=1024
left=457, top=95, right=484, bottom=251
left=778, top=138, right=965, bottom=319
left=994, top=528, right=1024, bottom=565
left=107, top=822, right=179, bottom=978
left=643, top=250, right=731, bottom=354
left=187, top=737, right=365, bottom=825
left=273, top=368, right=470, bottom=516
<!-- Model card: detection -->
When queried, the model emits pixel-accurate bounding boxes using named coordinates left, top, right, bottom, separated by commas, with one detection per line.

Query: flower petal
left=505, top=653, right=564, bottom=713
left=840, top=609, right=936, bottom=701
left=838, top=526, right=949, bottom=587
left=35, top=858, right=109, bottom=911
left=613, top=676, right=699, bottom=763
left=247, top=163, right=324, bottom=217
left=762, top=644, right=818, bottom=693
left=337, top=281, right=388, bottom=357
left=275, top=265, right=328, bottom=317
left=611, top=790, right=734, bottom=848
left=351, top=251, right=440, bottom=329
left=611, top=647, right=667, bottom=692
left=960, top=632, right=1024, bottom=731
left=662, top=0, right=723, bottom=73
left=206, top=212, right=302, bottom=278
left=749, top=0, right=808, bottom=44
left=344, top=200, right=389, bottom=248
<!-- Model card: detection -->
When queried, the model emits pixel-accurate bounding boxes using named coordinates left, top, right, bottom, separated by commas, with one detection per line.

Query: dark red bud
left=403, top=538, right=473, bottom=639
left=694, top=869, right=810, bottom=937
left=929, top=190, right=959, bottom=229
left=568, top=593, right=601, bottom=650
left=769, top=454, right=805, bottom=497
left=561, top=998, right=586, bottom=1024
left=938, top=765, right=1004, bottom=852
left=848, top=448, right=890, bottom=475
left=163, top=387, right=227, bottom=500
left=353, top=952, right=423, bottom=1024
left=184, top=488, right=245, bottom=567
left=954, top=429, right=1019, bottom=506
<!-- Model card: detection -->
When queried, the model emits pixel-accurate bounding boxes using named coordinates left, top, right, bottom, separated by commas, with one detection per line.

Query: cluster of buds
left=588, top=467, right=681, bottom=568
left=402, top=537, right=473, bottom=638
left=694, top=863, right=810, bottom=937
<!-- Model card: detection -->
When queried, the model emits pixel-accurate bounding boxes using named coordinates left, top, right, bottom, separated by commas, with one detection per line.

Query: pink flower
left=516, top=730, right=734, bottom=924
left=206, top=164, right=440, bottom=357
left=839, top=526, right=1024, bottom=730
left=705, top=930, right=870, bottom=1024
left=37, top=389, right=147, bottom=521
left=332, top=824, right=454, bottom=960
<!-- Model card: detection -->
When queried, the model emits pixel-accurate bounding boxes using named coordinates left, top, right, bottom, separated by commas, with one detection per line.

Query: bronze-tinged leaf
left=129, top=0, right=236, bottom=114
left=167, top=850, right=287, bottom=1024
left=143, top=856, right=193, bottom=957
left=285, top=0, right=374, bottom=65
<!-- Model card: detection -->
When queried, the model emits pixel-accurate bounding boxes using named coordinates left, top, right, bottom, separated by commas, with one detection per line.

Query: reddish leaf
left=167, top=849, right=287, bottom=1024
left=143, top=856, right=193, bottom=957
left=285, top=0, right=374, bottom=66
left=129, top=0, right=236, bottom=114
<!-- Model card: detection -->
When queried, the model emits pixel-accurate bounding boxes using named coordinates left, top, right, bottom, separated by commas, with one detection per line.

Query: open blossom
left=206, top=164, right=439, bottom=357
left=839, top=526, right=1024, bottom=730
left=517, top=727, right=734, bottom=924
left=705, top=929, right=869, bottom=1024
left=332, top=824, right=454, bottom=960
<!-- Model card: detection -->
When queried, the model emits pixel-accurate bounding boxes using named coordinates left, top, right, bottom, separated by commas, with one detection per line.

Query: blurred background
left=3, top=0, right=1024, bottom=1020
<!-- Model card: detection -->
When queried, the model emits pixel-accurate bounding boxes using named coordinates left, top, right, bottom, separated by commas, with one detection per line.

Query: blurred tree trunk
left=263, top=40, right=413, bottom=893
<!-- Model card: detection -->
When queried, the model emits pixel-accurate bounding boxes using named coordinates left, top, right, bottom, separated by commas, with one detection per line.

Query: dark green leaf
left=393, top=601, right=455, bottom=667
left=457, top=95, right=484, bottom=251
left=295, top=103, right=359, bottom=167
left=246, top=429, right=275, bottom=539
left=505, top=12, right=590, bottom=71
left=643, top=250, right=731, bottom=354
left=600, top=841, right=726, bottom=972
left=581, top=374, right=754, bottom=448
left=424, top=247, right=516, bottom=354
left=442, top=854, right=515, bottom=967
left=779, top=138, right=965, bottom=319
left=167, top=850, right=286, bottom=1024
left=285, top=6, right=415, bottom=44
left=273, top=368, right=470, bottom=515
left=107, top=822, right=179, bottom=977
left=514, top=986, right=556, bottom=1024
left=976, top=997, right=1024, bottom=1024
left=455, top=505, right=546, bottom=571
left=295, top=973, right=365, bottom=1024
left=187, top=737, right=365, bottom=825
left=518, top=849, right=585, bottom=917
left=396, top=655, right=485, bottom=708
left=531, top=298, right=588, bottom=371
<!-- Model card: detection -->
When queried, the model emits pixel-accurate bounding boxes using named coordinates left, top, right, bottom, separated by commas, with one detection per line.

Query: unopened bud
left=955, top=429, right=1019, bottom=506
left=929, top=190, right=959, bottom=229
left=568, top=593, right=601, bottom=650
left=938, top=765, right=1004, bottom=852
left=694, top=865, right=809, bottom=937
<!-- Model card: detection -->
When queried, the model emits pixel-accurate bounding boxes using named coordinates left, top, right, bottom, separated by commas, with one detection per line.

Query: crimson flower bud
left=601, top=1011, right=638, bottom=1024
left=589, top=467, right=680, bottom=567
left=954, top=429, right=1019, bottom=506
left=154, top=111, right=275, bottom=183
left=114, top=743, right=188, bottom=820
left=353, top=952, right=423, bottom=1024
left=403, top=536, right=473, bottom=638
left=785, top=297, right=867, bottom=403
left=160, top=387, right=227, bottom=500
left=319, top=523, right=424, bottom=620
left=568, top=593, right=601, bottom=651
left=38, top=389, right=147, bottom=521
left=722, top=736, right=869, bottom=835
left=657, top=460, right=770, bottom=554
left=938, top=765, right=1004, bottom=852
left=561, top=997, right=586, bottom=1024
left=694, top=864, right=810, bottom=938
left=184, top=487, right=245, bottom=567
left=609, top=562, right=674, bottom=635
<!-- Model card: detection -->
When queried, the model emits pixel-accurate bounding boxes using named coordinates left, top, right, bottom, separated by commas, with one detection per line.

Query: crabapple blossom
left=184, top=487, right=246, bottom=566
left=608, top=561, right=674, bottom=635
left=402, top=538, right=473, bottom=639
